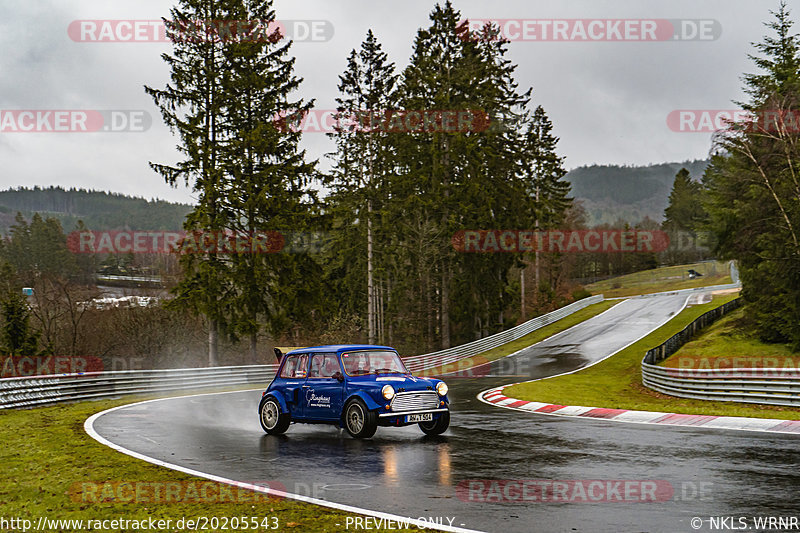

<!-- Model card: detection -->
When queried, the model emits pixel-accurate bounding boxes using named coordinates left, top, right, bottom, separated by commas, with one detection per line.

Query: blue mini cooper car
left=258, top=345, right=450, bottom=439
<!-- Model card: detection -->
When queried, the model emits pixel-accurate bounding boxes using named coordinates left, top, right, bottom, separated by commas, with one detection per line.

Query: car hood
left=348, top=374, right=439, bottom=392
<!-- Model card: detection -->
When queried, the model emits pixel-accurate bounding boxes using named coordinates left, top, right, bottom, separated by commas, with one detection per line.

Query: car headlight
left=382, top=385, right=396, bottom=400
left=436, top=381, right=448, bottom=397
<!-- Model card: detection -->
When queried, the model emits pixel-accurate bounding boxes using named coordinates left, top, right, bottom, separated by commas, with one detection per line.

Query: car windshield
left=341, top=350, right=409, bottom=376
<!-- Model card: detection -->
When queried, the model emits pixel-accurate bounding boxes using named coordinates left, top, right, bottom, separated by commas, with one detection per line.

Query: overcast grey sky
left=0, top=0, right=782, bottom=204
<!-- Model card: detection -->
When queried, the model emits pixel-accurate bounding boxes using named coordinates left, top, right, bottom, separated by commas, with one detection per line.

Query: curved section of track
left=89, top=293, right=800, bottom=533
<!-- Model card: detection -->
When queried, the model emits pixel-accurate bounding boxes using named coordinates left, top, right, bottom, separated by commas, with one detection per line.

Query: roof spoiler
left=273, top=348, right=284, bottom=362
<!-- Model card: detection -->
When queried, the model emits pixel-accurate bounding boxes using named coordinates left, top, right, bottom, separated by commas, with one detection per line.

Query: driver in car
left=357, top=354, right=369, bottom=374
left=323, top=357, right=336, bottom=377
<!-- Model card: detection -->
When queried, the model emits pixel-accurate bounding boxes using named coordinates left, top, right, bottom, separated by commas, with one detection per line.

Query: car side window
left=280, top=354, right=308, bottom=378
left=309, top=354, right=341, bottom=378
left=279, top=355, right=296, bottom=378
left=308, top=354, right=321, bottom=378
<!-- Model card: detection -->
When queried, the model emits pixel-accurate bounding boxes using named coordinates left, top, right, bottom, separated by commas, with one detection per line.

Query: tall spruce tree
left=388, top=3, right=557, bottom=345
left=216, top=0, right=318, bottom=363
left=324, top=2, right=573, bottom=349
left=664, top=169, right=704, bottom=232
left=327, top=30, right=397, bottom=344
left=147, top=0, right=317, bottom=364
left=146, top=0, right=231, bottom=366
left=662, top=168, right=707, bottom=264
left=704, top=1, right=800, bottom=347
left=393, top=2, right=472, bottom=348
left=0, top=290, right=39, bottom=358
left=518, top=105, right=571, bottom=316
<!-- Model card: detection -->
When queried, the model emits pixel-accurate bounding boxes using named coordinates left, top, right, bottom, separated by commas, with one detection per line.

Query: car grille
left=391, top=391, right=440, bottom=412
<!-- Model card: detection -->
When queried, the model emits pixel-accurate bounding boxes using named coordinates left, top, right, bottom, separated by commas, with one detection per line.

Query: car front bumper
left=377, top=407, right=449, bottom=418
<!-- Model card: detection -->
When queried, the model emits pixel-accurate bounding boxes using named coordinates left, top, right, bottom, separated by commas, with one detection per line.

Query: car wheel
left=260, top=397, right=290, bottom=435
left=343, top=398, right=377, bottom=439
left=419, top=411, right=449, bottom=436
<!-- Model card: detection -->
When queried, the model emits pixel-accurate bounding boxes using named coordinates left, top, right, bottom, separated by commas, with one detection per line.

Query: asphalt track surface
left=91, top=294, right=800, bottom=533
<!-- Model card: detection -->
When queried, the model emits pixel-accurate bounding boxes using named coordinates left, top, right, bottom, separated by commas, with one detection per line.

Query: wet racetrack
left=91, top=294, right=800, bottom=533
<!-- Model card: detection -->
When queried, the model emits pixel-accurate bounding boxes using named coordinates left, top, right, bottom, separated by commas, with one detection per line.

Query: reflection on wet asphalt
left=93, top=294, right=800, bottom=533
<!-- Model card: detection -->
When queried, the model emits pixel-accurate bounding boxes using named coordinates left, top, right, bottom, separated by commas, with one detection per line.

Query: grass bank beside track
left=427, top=299, right=620, bottom=376
left=0, top=389, right=405, bottom=533
left=584, top=261, right=732, bottom=298
left=661, top=307, right=797, bottom=367
left=504, top=294, right=800, bottom=421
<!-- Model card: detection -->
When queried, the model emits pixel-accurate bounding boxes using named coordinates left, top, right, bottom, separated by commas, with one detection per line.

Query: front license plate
left=406, top=413, right=433, bottom=423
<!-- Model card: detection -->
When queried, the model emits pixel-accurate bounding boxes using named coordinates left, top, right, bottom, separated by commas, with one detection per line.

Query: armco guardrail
left=0, top=365, right=277, bottom=410
left=641, top=365, right=800, bottom=408
left=0, top=295, right=605, bottom=409
left=643, top=297, right=742, bottom=365
left=641, top=296, right=800, bottom=408
left=404, top=295, right=604, bottom=372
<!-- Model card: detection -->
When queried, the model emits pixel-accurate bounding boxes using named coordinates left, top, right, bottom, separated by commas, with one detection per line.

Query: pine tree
left=323, top=2, right=573, bottom=349
left=742, top=1, right=800, bottom=107
left=6, top=213, right=78, bottom=283
left=662, top=168, right=708, bottom=263
left=388, top=2, right=553, bottom=344
left=327, top=30, right=397, bottom=345
left=519, top=106, right=571, bottom=316
left=0, top=264, right=40, bottom=357
left=664, top=169, right=704, bottom=231
left=146, top=0, right=232, bottom=366
left=704, top=2, right=800, bottom=347
left=216, top=0, right=318, bottom=362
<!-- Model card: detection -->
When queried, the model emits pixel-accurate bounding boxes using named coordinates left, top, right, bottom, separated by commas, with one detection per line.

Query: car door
left=279, top=353, right=309, bottom=418
left=301, top=353, right=345, bottom=421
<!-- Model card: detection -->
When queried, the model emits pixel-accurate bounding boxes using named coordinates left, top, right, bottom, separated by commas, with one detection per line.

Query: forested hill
left=566, top=159, right=710, bottom=226
left=0, top=160, right=709, bottom=233
left=0, top=187, right=192, bottom=234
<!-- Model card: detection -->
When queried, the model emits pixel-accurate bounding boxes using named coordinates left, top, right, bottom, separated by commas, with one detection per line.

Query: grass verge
left=427, top=299, right=620, bottom=375
left=0, top=390, right=405, bottom=532
left=661, top=307, right=798, bottom=367
left=584, top=261, right=732, bottom=298
left=504, top=294, right=800, bottom=420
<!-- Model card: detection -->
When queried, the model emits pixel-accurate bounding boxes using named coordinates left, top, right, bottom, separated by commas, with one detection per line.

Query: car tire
left=419, top=411, right=449, bottom=436
left=259, top=397, right=291, bottom=435
left=343, top=398, right=378, bottom=439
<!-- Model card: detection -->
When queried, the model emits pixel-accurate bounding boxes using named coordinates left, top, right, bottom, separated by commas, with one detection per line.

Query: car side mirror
left=332, top=371, right=344, bottom=382
left=273, top=348, right=283, bottom=362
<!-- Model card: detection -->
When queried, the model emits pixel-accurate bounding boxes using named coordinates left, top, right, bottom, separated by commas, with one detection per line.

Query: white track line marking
left=85, top=390, right=485, bottom=533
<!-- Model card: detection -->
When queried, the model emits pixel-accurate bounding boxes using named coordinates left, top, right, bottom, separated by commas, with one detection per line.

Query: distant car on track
left=258, top=345, right=450, bottom=439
